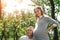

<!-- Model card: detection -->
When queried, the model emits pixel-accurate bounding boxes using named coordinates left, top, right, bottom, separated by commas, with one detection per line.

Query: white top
left=20, top=35, right=33, bottom=40
left=34, top=16, right=43, bottom=31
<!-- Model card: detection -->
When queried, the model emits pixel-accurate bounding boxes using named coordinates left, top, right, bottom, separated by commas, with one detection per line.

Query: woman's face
left=34, top=8, right=42, bottom=17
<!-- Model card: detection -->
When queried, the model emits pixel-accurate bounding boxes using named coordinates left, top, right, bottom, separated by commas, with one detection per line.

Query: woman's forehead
left=34, top=8, right=41, bottom=11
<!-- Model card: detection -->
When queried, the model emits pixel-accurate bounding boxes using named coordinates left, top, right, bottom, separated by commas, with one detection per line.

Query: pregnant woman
left=33, top=6, right=58, bottom=40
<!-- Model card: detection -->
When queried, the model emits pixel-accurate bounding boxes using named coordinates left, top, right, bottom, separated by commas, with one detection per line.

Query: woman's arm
left=46, top=24, right=55, bottom=34
left=47, top=17, right=58, bottom=27
left=46, top=17, right=58, bottom=34
left=47, top=24, right=57, bottom=31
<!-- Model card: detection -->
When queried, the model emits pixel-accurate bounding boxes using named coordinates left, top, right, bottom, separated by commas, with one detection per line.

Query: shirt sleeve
left=19, top=35, right=28, bottom=40
left=20, top=36, right=25, bottom=40
left=20, top=37, right=23, bottom=40
left=46, top=17, right=58, bottom=27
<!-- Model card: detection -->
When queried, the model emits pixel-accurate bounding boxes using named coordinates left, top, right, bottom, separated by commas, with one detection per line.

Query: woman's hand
left=46, top=29, right=49, bottom=35
left=46, top=25, right=55, bottom=35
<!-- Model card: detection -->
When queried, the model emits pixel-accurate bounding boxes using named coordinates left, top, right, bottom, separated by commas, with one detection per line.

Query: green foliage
left=0, top=0, right=60, bottom=40
left=54, top=0, right=60, bottom=6
left=31, top=0, right=50, bottom=6
left=0, top=11, right=36, bottom=40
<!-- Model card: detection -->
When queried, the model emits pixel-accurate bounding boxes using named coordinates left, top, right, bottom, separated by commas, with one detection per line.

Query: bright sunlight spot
left=2, top=0, right=34, bottom=17
left=1, top=0, right=60, bottom=21
left=2, top=0, right=34, bottom=12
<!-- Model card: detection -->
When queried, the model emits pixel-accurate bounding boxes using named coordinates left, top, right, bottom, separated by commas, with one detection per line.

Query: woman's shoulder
left=44, top=14, right=51, bottom=19
left=43, top=15, right=52, bottom=21
left=20, top=35, right=28, bottom=39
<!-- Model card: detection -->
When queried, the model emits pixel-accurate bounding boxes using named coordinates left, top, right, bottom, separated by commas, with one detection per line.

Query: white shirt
left=34, top=16, right=42, bottom=32
left=20, top=35, right=33, bottom=40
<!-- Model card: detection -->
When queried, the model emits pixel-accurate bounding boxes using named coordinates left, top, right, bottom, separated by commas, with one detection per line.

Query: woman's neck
left=28, top=35, right=33, bottom=39
left=36, top=15, right=43, bottom=20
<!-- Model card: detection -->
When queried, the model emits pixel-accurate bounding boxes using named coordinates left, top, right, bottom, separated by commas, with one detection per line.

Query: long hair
left=34, top=6, right=49, bottom=19
left=34, top=6, right=44, bottom=16
left=34, top=6, right=45, bottom=19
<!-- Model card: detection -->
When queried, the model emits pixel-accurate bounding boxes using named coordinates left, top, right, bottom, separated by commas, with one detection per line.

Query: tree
left=49, top=0, right=58, bottom=40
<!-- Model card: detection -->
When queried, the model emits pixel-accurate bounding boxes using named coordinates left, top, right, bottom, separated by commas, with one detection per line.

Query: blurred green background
left=0, top=0, right=60, bottom=40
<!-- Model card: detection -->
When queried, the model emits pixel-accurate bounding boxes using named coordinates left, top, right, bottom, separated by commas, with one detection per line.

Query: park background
left=0, top=0, right=60, bottom=40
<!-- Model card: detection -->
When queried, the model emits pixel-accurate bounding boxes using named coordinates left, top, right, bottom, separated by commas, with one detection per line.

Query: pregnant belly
left=33, top=30, right=44, bottom=35
left=34, top=28, right=46, bottom=33
left=33, top=29, right=48, bottom=37
left=33, top=30, right=49, bottom=39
